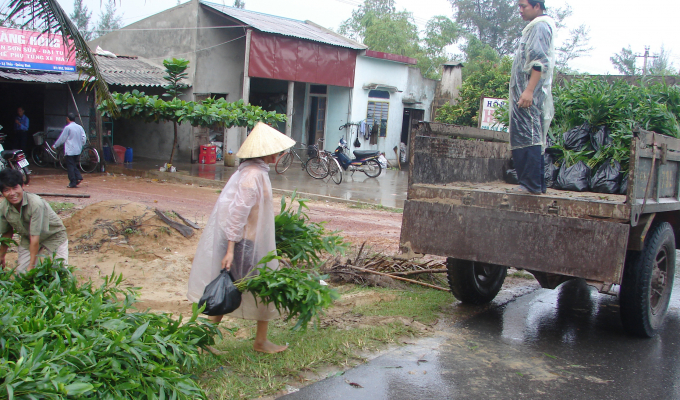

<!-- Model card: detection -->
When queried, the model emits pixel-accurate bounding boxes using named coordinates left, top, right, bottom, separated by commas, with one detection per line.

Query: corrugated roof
left=200, top=1, right=366, bottom=50
left=96, top=55, right=173, bottom=87
left=0, top=55, right=176, bottom=87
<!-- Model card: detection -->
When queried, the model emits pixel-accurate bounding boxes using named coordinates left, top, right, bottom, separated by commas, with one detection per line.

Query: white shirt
left=54, top=122, right=86, bottom=156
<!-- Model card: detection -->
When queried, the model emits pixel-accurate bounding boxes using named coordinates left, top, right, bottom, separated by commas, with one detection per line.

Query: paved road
left=281, top=268, right=680, bottom=400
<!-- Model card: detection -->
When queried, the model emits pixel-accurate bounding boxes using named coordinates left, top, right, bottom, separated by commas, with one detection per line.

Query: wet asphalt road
left=281, top=266, right=680, bottom=400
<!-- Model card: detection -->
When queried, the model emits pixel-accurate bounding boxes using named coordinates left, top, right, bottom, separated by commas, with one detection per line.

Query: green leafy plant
left=235, top=252, right=340, bottom=331
left=0, top=257, right=219, bottom=399
left=275, top=191, right=348, bottom=267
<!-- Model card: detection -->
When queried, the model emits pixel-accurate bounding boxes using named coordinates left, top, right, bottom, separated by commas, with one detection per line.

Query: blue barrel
left=124, top=147, right=133, bottom=163
left=103, top=146, right=113, bottom=162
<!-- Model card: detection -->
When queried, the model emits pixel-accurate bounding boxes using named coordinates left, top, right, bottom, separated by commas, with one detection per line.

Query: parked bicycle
left=275, top=139, right=328, bottom=179
left=32, top=131, right=100, bottom=173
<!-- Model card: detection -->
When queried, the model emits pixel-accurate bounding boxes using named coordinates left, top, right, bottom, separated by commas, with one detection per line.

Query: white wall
left=350, top=56, right=410, bottom=158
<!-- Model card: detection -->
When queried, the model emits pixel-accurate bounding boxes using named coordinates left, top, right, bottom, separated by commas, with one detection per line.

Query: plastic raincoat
left=509, top=15, right=556, bottom=150
left=187, top=159, right=279, bottom=321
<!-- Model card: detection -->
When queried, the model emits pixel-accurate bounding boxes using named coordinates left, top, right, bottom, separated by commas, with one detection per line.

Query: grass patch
left=194, top=284, right=453, bottom=399
left=347, top=203, right=403, bottom=213
left=350, top=285, right=452, bottom=325
left=507, top=270, right=534, bottom=279
left=195, top=319, right=415, bottom=398
left=49, top=201, right=75, bottom=213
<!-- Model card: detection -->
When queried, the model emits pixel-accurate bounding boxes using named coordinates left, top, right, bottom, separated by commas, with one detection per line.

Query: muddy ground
left=14, top=172, right=537, bottom=334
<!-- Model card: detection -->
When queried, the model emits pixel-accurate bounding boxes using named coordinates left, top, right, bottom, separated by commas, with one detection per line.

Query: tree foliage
left=339, top=0, right=461, bottom=79
left=69, top=0, right=92, bottom=41
left=648, top=46, right=677, bottom=76
left=449, top=0, right=524, bottom=57
left=610, top=46, right=638, bottom=75
left=233, top=0, right=245, bottom=8
left=555, top=24, right=593, bottom=71
left=93, top=0, right=122, bottom=39
left=460, top=35, right=500, bottom=79
left=435, top=57, right=512, bottom=126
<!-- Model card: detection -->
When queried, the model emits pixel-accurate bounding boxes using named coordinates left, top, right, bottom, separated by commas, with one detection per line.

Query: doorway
left=401, top=108, right=424, bottom=146
left=307, top=85, right=327, bottom=146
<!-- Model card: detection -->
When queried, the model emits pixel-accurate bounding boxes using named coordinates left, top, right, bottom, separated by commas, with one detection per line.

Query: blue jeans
left=512, top=145, right=545, bottom=194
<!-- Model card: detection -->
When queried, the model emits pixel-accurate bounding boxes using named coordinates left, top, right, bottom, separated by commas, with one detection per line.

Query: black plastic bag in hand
left=199, top=269, right=242, bottom=316
left=590, top=159, right=621, bottom=194
left=590, top=125, right=613, bottom=152
left=563, top=123, right=592, bottom=151
left=544, top=153, right=559, bottom=188
left=504, top=168, right=519, bottom=184
left=557, top=161, right=591, bottom=192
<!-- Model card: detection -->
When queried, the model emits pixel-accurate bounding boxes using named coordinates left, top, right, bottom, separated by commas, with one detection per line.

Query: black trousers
left=13, top=129, right=28, bottom=151
left=65, top=155, right=83, bottom=187
left=512, top=145, right=545, bottom=194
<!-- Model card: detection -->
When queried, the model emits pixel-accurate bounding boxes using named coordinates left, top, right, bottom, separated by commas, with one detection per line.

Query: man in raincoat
left=509, top=0, right=556, bottom=194
left=188, top=122, right=295, bottom=354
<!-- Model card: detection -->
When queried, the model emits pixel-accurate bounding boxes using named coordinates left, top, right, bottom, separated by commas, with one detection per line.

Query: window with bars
left=367, top=101, right=389, bottom=137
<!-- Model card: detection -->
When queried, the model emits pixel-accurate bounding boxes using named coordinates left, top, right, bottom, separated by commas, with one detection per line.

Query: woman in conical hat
left=188, top=122, right=295, bottom=353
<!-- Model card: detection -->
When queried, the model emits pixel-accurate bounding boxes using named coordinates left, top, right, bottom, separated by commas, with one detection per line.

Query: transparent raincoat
left=187, top=158, right=279, bottom=321
left=509, top=15, right=556, bottom=150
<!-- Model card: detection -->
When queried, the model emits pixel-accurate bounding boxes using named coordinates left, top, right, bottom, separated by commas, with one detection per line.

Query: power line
left=145, top=34, right=246, bottom=59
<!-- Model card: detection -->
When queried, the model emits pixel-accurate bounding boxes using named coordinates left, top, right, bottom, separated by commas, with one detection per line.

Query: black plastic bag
left=590, top=125, right=613, bottom=152
left=590, top=159, right=621, bottom=194
left=620, top=172, right=629, bottom=195
left=563, top=123, right=592, bottom=151
left=504, top=168, right=519, bottom=184
left=199, top=269, right=242, bottom=316
left=556, top=161, right=591, bottom=192
left=544, top=153, right=559, bottom=188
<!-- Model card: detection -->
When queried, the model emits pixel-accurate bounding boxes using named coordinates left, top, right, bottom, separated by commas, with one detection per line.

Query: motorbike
left=0, top=125, right=30, bottom=184
left=332, top=138, right=382, bottom=178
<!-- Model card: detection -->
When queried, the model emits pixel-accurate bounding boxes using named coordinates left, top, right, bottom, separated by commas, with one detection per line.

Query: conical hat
left=236, top=122, right=296, bottom=158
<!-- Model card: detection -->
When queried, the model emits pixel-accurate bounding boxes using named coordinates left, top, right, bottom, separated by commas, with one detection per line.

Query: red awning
left=248, top=30, right=356, bottom=88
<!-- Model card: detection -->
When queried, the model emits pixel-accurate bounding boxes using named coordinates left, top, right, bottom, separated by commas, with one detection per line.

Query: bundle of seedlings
left=235, top=253, right=340, bottom=331
left=275, top=191, right=348, bottom=267
left=0, top=255, right=219, bottom=399
left=499, top=77, right=680, bottom=195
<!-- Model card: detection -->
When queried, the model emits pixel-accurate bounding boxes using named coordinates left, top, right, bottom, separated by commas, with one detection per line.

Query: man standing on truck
left=509, top=0, right=556, bottom=194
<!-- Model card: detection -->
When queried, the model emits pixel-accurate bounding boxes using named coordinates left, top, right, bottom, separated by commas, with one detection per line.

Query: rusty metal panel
left=411, top=136, right=510, bottom=185
left=400, top=200, right=630, bottom=284
left=409, top=184, right=630, bottom=221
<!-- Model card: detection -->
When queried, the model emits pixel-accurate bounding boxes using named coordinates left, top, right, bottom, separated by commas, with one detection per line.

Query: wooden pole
left=341, top=265, right=450, bottom=292
left=389, top=268, right=447, bottom=276
left=35, top=193, right=91, bottom=198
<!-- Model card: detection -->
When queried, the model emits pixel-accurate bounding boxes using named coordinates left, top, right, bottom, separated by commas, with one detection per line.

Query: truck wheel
left=446, top=258, right=507, bottom=304
left=620, top=222, right=676, bottom=338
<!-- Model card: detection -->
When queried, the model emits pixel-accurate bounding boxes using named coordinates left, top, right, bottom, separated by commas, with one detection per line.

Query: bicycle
left=32, top=132, right=100, bottom=173
left=319, top=149, right=342, bottom=184
left=275, top=139, right=328, bottom=179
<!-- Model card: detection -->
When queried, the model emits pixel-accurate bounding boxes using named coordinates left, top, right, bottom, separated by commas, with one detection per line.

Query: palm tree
left=5, top=0, right=116, bottom=114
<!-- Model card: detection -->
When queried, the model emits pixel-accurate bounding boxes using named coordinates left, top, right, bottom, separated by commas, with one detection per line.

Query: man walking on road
left=0, top=169, right=68, bottom=273
left=53, top=113, right=86, bottom=189
left=509, top=0, right=556, bottom=194
left=13, top=107, right=29, bottom=152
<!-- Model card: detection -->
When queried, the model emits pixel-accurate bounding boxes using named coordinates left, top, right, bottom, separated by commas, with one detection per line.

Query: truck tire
left=620, top=222, right=676, bottom=338
left=446, top=258, right=507, bottom=304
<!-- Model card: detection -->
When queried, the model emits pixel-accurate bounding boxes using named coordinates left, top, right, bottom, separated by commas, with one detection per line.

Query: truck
left=399, top=121, right=677, bottom=338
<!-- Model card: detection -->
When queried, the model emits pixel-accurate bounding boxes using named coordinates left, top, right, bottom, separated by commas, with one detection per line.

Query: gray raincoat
left=509, top=15, right=556, bottom=150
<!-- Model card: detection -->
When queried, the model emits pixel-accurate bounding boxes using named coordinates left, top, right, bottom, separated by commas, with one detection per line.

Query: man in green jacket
left=0, top=169, right=68, bottom=272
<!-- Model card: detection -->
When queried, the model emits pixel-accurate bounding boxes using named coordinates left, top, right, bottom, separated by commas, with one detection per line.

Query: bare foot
left=253, top=340, right=288, bottom=354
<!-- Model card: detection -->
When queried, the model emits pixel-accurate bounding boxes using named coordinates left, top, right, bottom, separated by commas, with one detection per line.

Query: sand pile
left=64, top=200, right=202, bottom=315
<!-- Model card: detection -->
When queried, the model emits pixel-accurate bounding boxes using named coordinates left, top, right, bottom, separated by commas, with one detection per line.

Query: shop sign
left=479, top=97, right=508, bottom=132
left=0, top=27, right=76, bottom=72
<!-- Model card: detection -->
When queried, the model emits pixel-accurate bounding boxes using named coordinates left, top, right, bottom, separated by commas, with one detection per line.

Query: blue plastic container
left=103, top=146, right=113, bottom=162
left=124, top=147, right=133, bottom=163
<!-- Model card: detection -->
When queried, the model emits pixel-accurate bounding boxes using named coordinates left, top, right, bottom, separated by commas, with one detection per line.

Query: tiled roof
left=0, top=55, right=177, bottom=87
left=96, top=55, right=173, bottom=87
left=200, top=1, right=366, bottom=50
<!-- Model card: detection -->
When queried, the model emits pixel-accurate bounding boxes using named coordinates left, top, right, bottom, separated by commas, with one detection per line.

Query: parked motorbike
left=0, top=125, right=30, bottom=184
left=332, top=138, right=382, bottom=177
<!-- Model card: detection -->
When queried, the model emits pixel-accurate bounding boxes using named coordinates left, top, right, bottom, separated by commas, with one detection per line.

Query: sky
left=55, top=0, right=680, bottom=75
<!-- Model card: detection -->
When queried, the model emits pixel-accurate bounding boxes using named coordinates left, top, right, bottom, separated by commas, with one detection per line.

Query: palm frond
left=6, top=0, right=118, bottom=116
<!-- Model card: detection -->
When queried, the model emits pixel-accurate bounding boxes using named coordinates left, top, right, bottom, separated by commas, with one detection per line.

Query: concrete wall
left=349, top=55, right=410, bottom=158
left=325, top=86, right=351, bottom=150
left=404, top=67, right=437, bottom=121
